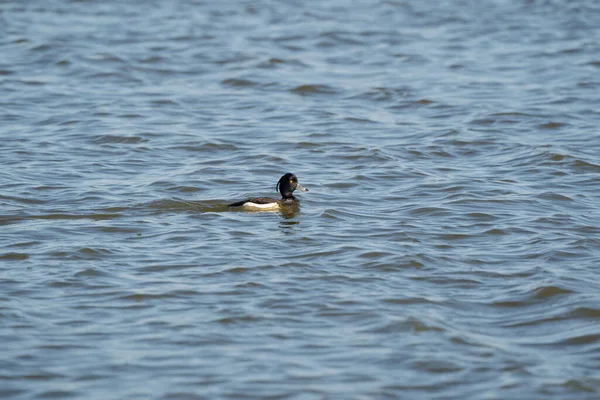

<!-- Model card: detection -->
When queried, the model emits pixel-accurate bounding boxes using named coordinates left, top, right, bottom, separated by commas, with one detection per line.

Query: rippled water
left=2, top=0, right=600, bottom=399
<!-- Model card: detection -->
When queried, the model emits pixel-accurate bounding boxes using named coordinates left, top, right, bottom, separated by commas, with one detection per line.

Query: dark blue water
left=2, top=1, right=600, bottom=399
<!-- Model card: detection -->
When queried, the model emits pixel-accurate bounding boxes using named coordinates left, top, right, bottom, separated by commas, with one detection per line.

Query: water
left=2, top=0, right=600, bottom=398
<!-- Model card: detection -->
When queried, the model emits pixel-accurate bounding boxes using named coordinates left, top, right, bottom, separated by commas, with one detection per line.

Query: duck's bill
left=296, top=184, right=308, bottom=192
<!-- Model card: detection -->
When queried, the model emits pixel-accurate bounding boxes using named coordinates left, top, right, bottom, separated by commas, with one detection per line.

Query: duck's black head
left=276, top=173, right=308, bottom=199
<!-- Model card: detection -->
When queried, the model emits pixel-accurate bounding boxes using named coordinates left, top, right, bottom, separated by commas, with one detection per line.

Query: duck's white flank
left=241, top=201, right=280, bottom=211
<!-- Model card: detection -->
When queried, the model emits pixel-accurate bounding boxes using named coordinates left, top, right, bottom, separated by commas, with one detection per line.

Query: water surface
left=2, top=1, right=600, bottom=399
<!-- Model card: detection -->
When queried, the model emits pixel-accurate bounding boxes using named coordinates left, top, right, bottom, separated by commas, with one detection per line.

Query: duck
left=228, top=173, right=308, bottom=210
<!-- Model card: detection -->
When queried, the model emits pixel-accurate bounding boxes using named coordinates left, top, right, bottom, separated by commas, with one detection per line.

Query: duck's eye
left=289, top=179, right=294, bottom=183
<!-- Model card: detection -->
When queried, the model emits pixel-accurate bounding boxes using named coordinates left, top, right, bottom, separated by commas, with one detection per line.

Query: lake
left=1, top=0, right=600, bottom=399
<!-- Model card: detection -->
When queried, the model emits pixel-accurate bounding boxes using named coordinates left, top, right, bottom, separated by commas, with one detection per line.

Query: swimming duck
left=229, top=173, right=308, bottom=210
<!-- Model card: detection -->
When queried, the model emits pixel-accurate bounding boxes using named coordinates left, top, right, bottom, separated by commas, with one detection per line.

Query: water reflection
left=279, top=205, right=300, bottom=220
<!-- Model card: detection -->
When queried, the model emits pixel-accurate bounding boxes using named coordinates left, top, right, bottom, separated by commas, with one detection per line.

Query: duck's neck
left=281, top=194, right=296, bottom=202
